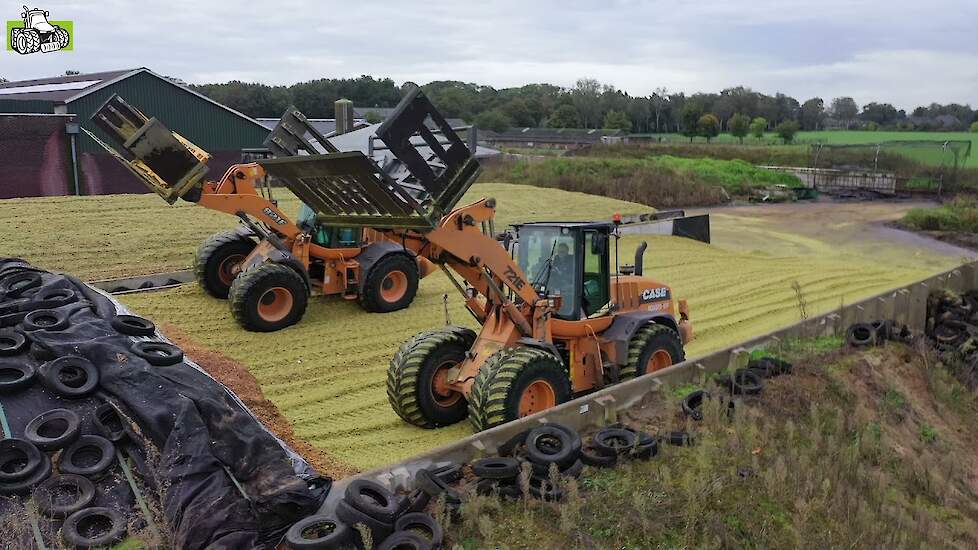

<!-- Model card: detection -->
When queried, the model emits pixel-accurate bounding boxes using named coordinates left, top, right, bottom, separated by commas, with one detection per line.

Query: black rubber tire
left=0, top=360, right=34, bottom=393
left=387, top=326, right=477, bottom=428
left=194, top=230, right=257, bottom=299
left=581, top=444, right=617, bottom=468
left=0, top=438, right=43, bottom=482
left=661, top=431, right=697, bottom=447
left=592, top=428, right=637, bottom=457
left=31, top=287, right=77, bottom=309
left=472, top=457, right=520, bottom=480
left=34, top=474, right=96, bottom=519
left=62, top=507, right=127, bottom=548
left=414, top=469, right=461, bottom=506
left=0, top=298, right=31, bottom=317
left=93, top=402, right=127, bottom=443
left=344, top=479, right=401, bottom=524
left=0, top=452, right=50, bottom=495
left=630, top=433, right=659, bottom=461
left=730, top=369, right=763, bottom=395
left=497, top=429, right=530, bottom=457
left=377, top=531, right=432, bottom=550
left=532, top=457, right=584, bottom=478
left=404, top=488, right=432, bottom=514
left=359, top=253, right=419, bottom=313
left=847, top=322, right=877, bottom=347
left=524, top=425, right=579, bottom=470
left=1, top=272, right=41, bottom=298
left=335, top=499, right=394, bottom=543
left=468, top=347, right=570, bottom=432
left=43, top=356, right=99, bottom=398
left=431, top=463, right=464, bottom=484
left=681, top=389, right=708, bottom=421
left=22, top=309, right=69, bottom=332
left=0, top=330, right=27, bottom=357
left=528, top=476, right=564, bottom=502
left=60, top=435, right=116, bottom=479
left=25, top=408, right=81, bottom=451
left=229, top=263, right=308, bottom=332
left=620, top=323, right=685, bottom=380
left=871, top=320, right=892, bottom=341
left=285, top=514, right=353, bottom=549
left=111, top=315, right=156, bottom=337
left=475, top=478, right=522, bottom=500
left=131, top=341, right=184, bottom=366
left=394, top=512, right=444, bottom=549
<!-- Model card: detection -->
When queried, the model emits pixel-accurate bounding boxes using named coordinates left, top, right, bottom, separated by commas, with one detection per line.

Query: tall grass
left=903, top=197, right=978, bottom=232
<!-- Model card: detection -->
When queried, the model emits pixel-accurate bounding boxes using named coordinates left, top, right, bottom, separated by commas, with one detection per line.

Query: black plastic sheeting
left=0, top=259, right=328, bottom=548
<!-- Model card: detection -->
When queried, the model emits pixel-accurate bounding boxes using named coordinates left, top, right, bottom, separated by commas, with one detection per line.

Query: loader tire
left=20, top=29, right=40, bottom=54
left=195, top=230, right=256, bottom=299
left=53, top=27, right=69, bottom=48
left=620, top=324, right=685, bottom=381
left=360, top=253, right=419, bottom=313
left=467, top=347, right=570, bottom=432
left=387, top=326, right=476, bottom=428
left=229, top=263, right=307, bottom=332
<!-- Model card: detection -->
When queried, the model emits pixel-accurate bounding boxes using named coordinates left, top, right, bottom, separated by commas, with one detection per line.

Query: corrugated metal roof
left=0, top=69, right=138, bottom=102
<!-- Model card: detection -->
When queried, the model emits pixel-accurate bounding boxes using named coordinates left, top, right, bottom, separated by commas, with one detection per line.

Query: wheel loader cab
left=515, top=222, right=612, bottom=320
left=296, top=204, right=360, bottom=247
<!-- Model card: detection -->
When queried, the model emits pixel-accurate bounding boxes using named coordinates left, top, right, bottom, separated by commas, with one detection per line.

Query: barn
left=0, top=68, right=271, bottom=197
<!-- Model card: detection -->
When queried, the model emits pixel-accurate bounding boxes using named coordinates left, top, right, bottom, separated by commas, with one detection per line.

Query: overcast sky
left=3, top=0, right=976, bottom=110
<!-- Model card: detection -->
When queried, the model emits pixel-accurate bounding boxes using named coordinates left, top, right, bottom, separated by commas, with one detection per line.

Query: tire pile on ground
left=706, top=355, right=793, bottom=398
left=846, top=319, right=912, bottom=348
left=925, top=290, right=978, bottom=386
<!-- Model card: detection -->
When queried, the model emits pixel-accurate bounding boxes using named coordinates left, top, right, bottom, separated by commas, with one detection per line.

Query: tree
left=830, top=97, right=859, bottom=129
left=865, top=121, right=879, bottom=131
left=728, top=113, right=751, bottom=144
left=971, top=122, right=978, bottom=133
left=651, top=87, right=669, bottom=132
left=681, top=102, right=704, bottom=142
left=799, top=97, right=825, bottom=131
left=546, top=104, right=581, bottom=128
left=775, top=120, right=800, bottom=144
left=502, top=98, right=535, bottom=127
left=749, top=117, right=767, bottom=140
left=602, top=110, right=632, bottom=132
left=860, top=102, right=900, bottom=126
left=571, top=78, right=602, bottom=128
left=363, top=111, right=382, bottom=124
left=473, top=109, right=512, bottom=133
left=697, top=113, right=720, bottom=142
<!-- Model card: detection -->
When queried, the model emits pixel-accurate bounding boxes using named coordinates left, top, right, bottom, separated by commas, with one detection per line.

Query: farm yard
left=2, top=183, right=961, bottom=473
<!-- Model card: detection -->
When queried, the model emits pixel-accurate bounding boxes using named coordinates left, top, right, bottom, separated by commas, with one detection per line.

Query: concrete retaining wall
left=331, top=262, right=978, bottom=498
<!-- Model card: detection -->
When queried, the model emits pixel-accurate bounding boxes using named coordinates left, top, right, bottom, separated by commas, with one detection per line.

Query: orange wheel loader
left=86, top=95, right=443, bottom=331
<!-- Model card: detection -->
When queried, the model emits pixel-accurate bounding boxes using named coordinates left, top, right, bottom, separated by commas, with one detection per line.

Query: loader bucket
left=87, top=94, right=210, bottom=204
left=258, top=88, right=481, bottom=230
left=264, top=105, right=339, bottom=157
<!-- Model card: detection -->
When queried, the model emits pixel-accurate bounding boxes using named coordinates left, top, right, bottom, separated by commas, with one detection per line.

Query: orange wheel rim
left=257, top=287, right=293, bottom=323
left=380, top=271, right=408, bottom=303
left=217, top=254, right=245, bottom=286
left=430, top=360, right=462, bottom=407
left=647, top=350, right=673, bottom=373
left=518, top=380, right=556, bottom=417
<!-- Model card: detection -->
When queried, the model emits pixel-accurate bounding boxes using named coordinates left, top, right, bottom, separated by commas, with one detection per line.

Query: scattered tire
left=0, top=438, right=43, bottom=482
left=377, top=531, right=432, bottom=550
left=528, top=476, right=564, bottom=502
left=93, top=402, right=127, bottom=443
left=497, top=429, right=530, bottom=457
left=581, top=444, right=617, bottom=468
left=344, top=479, right=401, bottom=524
left=467, top=347, right=570, bottom=432
left=592, top=428, right=638, bottom=457
left=472, top=457, right=520, bottom=480
left=731, top=369, right=763, bottom=395
left=630, top=433, right=658, bottom=461
left=359, top=254, right=420, bottom=313
left=335, top=499, right=393, bottom=543
left=430, top=462, right=464, bottom=484
left=0, top=330, right=26, bottom=357
left=847, top=322, right=877, bottom=347
left=25, top=408, right=80, bottom=451
left=475, top=478, right=522, bottom=499
left=285, top=514, right=352, bottom=550
left=131, top=341, right=184, bottom=366
left=394, top=512, right=444, bottom=549
left=229, top=263, right=308, bottom=332
left=387, top=326, right=477, bottom=428
left=32, top=287, right=77, bottom=309
left=404, top=488, right=432, bottom=514
left=661, top=431, right=697, bottom=447
left=43, top=356, right=99, bottom=398
left=1, top=272, right=41, bottom=297
left=0, top=360, right=34, bottom=393
left=60, top=435, right=116, bottom=479
left=62, top=507, right=127, bottom=548
left=111, top=315, right=156, bottom=337
left=620, top=323, right=685, bottom=380
left=525, top=425, right=579, bottom=470
left=0, top=452, right=50, bottom=495
left=22, top=309, right=69, bottom=332
left=34, top=474, right=96, bottom=518
left=195, top=230, right=257, bottom=299
left=414, top=468, right=461, bottom=506
left=681, top=390, right=709, bottom=421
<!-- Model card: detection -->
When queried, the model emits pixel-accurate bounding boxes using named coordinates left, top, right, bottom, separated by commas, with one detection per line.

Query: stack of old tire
left=0, top=260, right=165, bottom=548
left=286, top=467, right=453, bottom=549
left=924, top=290, right=978, bottom=364
left=706, top=355, right=794, bottom=398
left=847, top=319, right=912, bottom=347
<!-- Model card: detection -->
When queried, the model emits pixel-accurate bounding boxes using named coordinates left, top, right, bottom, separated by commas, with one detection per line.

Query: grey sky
left=3, top=0, right=976, bottom=110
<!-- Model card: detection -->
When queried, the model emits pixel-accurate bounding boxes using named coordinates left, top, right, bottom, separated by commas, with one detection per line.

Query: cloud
left=1, top=0, right=974, bottom=109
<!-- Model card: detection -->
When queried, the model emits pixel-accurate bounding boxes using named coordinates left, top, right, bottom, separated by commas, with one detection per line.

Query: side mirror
left=590, top=233, right=608, bottom=255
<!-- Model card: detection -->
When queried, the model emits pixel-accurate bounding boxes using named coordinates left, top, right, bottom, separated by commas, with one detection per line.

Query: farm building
left=480, top=127, right=625, bottom=149
left=0, top=68, right=270, bottom=198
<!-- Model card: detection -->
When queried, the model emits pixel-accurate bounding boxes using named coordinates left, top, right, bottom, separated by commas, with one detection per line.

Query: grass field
left=97, top=187, right=960, bottom=473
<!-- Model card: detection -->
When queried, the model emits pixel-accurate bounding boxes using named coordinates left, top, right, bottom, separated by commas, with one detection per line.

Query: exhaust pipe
left=634, top=241, right=647, bottom=276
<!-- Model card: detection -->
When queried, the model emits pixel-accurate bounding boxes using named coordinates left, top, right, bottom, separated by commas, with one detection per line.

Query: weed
left=920, top=425, right=939, bottom=445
